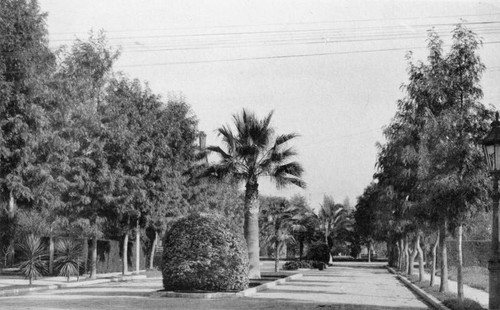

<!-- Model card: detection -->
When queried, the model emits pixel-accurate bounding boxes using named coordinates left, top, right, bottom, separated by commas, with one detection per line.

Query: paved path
left=252, top=262, right=430, bottom=309
left=0, top=263, right=431, bottom=310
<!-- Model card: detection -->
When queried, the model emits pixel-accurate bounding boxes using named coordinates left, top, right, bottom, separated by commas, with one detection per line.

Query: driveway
left=0, top=262, right=430, bottom=310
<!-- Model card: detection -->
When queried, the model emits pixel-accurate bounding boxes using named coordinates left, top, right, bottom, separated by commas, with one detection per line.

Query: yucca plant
left=54, top=239, right=83, bottom=282
left=17, top=235, right=48, bottom=285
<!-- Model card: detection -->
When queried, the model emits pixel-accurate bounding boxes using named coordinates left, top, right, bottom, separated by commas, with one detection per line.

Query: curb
left=386, top=266, right=451, bottom=310
left=0, top=274, right=147, bottom=297
left=152, top=273, right=304, bottom=299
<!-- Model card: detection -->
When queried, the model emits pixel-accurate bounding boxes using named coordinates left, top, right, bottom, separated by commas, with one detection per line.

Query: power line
left=116, top=40, right=500, bottom=68
left=46, top=12, right=500, bottom=37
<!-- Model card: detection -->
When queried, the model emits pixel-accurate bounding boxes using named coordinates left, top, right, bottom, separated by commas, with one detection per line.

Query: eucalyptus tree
left=414, top=25, right=491, bottom=297
left=53, top=32, right=119, bottom=279
left=202, top=109, right=305, bottom=278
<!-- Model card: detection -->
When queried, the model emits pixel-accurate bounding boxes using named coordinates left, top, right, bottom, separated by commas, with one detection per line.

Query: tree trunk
left=49, top=235, right=54, bottom=275
left=397, top=238, right=404, bottom=270
left=457, top=223, right=464, bottom=302
left=90, top=236, right=97, bottom=279
left=367, top=241, right=371, bottom=263
left=8, top=190, right=16, bottom=218
left=404, top=236, right=410, bottom=273
left=122, top=233, right=128, bottom=275
left=416, top=234, right=424, bottom=282
left=439, top=219, right=449, bottom=292
left=408, top=237, right=418, bottom=276
left=275, top=239, right=279, bottom=272
left=430, top=231, right=439, bottom=286
left=299, top=239, right=304, bottom=260
left=244, top=180, right=261, bottom=279
left=149, top=231, right=158, bottom=270
left=135, top=220, right=140, bottom=273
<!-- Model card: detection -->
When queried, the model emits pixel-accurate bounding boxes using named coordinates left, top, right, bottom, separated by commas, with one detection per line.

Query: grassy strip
left=405, top=274, right=485, bottom=310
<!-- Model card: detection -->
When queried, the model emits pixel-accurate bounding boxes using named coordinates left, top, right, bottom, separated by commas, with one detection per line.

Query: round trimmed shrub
left=162, top=213, right=249, bottom=292
left=305, top=242, right=330, bottom=264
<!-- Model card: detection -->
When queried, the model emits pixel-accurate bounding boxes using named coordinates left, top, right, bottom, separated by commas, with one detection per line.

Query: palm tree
left=261, top=198, right=302, bottom=272
left=318, top=196, right=349, bottom=264
left=203, top=109, right=305, bottom=278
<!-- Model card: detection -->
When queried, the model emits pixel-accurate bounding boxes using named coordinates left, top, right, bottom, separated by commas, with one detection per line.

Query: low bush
left=162, top=213, right=249, bottom=292
left=17, top=235, right=48, bottom=285
left=305, top=242, right=330, bottom=264
left=443, top=298, right=485, bottom=310
left=55, top=239, right=83, bottom=282
left=282, top=260, right=312, bottom=270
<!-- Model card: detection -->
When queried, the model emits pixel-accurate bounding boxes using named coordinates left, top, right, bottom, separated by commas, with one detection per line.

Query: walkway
left=0, top=263, right=431, bottom=310
left=252, top=262, right=430, bottom=309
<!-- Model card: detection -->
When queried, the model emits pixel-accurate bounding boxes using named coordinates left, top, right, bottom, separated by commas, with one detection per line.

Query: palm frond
left=274, top=133, right=299, bottom=146
left=206, top=146, right=231, bottom=160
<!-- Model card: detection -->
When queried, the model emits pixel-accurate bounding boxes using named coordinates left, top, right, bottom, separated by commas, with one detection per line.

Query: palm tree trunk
left=135, top=219, right=140, bottom=273
left=416, top=234, right=424, bottom=282
left=244, top=181, right=261, bottom=279
left=122, top=233, right=128, bottom=275
left=90, top=236, right=97, bottom=279
left=274, top=239, right=279, bottom=273
left=457, top=223, right=464, bottom=302
left=430, top=231, right=439, bottom=286
left=439, top=219, right=449, bottom=292
left=49, top=235, right=54, bottom=275
left=149, top=231, right=158, bottom=270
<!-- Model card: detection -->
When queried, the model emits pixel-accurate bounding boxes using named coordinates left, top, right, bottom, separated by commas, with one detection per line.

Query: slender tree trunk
left=416, top=234, right=424, bottom=282
left=244, top=180, right=261, bottom=279
left=8, top=190, right=16, bottom=218
left=149, top=231, right=158, bottom=270
left=404, top=236, right=410, bottom=274
left=430, top=231, right=439, bottom=286
left=457, top=223, right=464, bottom=302
left=275, top=240, right=279, bottom=272
left=49, top=235, right=54, bottom=275
left=408, top=237, right=418, bottom=275
left=439, top=219, right=449, bottom=292
left=367, top=241, right=371, bottom=263
left=299, top=239, right=304, bottom=260
left=90, top=236, right=97, bottom=279
left=122, top=233, right=128, bottom=275
left=397, top=238, right=403, bottom=270
left=135, top=220, right=140, bottom=273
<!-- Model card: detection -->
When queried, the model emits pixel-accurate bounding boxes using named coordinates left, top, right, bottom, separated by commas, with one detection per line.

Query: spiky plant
left=17, top=235, right=48, bottom=285
left=54, top=239, right=83, bottom=282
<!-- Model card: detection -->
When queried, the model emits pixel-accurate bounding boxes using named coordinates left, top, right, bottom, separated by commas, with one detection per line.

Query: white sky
left=39, top=0, right=500, bottom=209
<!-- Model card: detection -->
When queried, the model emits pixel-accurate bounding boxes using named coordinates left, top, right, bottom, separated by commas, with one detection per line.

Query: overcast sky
left=39, top=0, right=500, bottom=209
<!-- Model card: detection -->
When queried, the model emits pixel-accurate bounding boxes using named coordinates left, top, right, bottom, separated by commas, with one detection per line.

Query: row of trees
left=354, top=23, right=493, bottom=302
left=0, top=0, right=242, bottom=279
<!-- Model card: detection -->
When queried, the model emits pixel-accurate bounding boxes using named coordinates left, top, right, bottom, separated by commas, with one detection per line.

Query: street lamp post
left=482, top=112, right=500, bottom=310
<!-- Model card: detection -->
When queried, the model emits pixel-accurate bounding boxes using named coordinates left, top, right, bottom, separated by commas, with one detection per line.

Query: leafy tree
left=202, top=109, right=305, bottom=278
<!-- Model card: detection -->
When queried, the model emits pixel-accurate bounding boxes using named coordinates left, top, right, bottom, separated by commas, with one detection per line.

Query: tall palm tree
left=203, top=109, right=305, bottom=278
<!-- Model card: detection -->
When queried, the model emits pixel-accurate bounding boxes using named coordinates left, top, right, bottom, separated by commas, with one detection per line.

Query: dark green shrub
left=305, top=242, right=330, bottom=264
left=443, top=298, right=485, bottom=310
left=310, top=260, right=327, bottom=270
left=283, top=260, right=313, bottom=270
left=162, top=213, right=249, bottom=292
